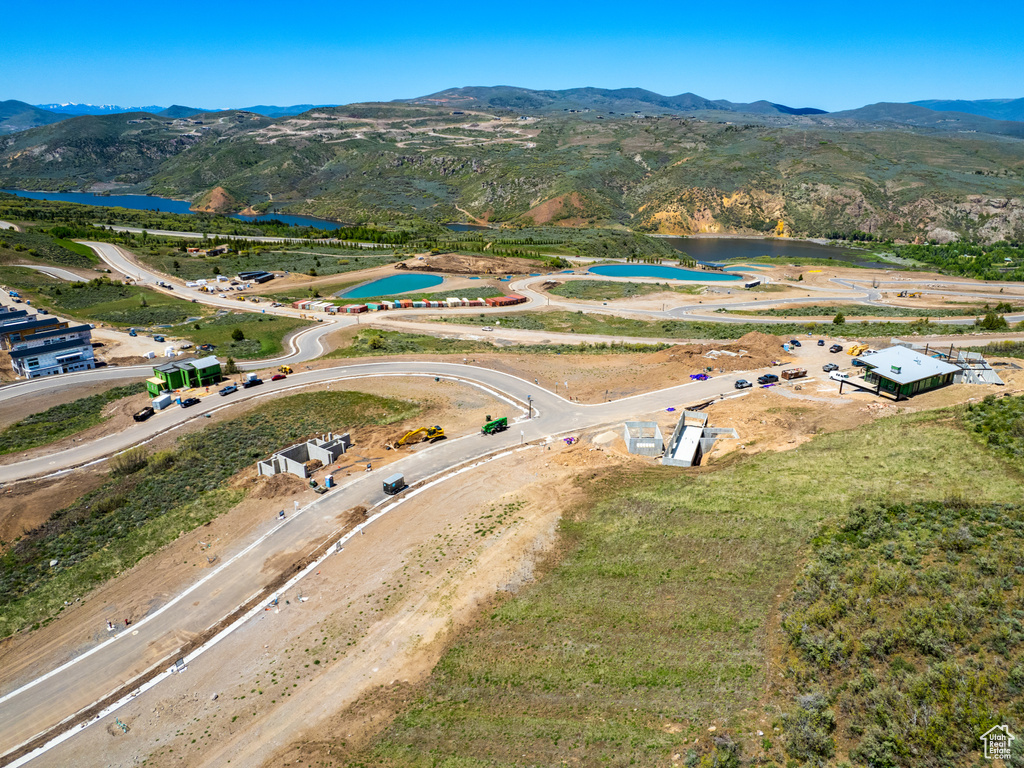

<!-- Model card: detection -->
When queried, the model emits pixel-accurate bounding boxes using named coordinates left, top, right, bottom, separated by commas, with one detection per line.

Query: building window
left=26, top=357, right=39, bottom=368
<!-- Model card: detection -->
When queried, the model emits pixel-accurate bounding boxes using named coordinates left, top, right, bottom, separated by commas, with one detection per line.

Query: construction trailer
left=662, top=410, right=739, bottom=467
left=780, top=368, right=807, bottom=380
left=623, top=421, right=664, bottom=456
left=257, top=433, right=352, bottom=478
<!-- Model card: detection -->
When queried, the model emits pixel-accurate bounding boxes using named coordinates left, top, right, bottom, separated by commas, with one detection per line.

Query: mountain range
left=2, top=89, right=1023, bottom=136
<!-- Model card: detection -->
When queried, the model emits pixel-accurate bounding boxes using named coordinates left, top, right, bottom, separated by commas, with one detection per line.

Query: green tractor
left=481, top=416, right=508, bottom=435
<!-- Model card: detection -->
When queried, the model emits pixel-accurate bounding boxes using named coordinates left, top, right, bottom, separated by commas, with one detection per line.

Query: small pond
left=337, top=273, right=444, bottom=299
left=588, top=264, right=740, bottom=281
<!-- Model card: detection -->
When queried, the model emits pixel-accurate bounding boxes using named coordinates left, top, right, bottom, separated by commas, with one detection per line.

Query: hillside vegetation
left=347, top=407, right=1023, bottom=767
left=2, top=105, right=1023, bottom=243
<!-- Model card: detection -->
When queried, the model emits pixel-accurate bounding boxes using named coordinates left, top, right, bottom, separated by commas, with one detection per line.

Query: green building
left=853, top=346, right=960, bottom=400
left=146, top=355, right=222, bottom=396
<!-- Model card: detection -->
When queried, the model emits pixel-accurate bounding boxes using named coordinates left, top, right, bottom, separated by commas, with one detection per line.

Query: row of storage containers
left=293, top=294, right=529, bottom=315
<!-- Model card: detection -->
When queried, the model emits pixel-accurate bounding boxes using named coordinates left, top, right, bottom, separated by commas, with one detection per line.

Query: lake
left=0, top=189, right=346, bottom=230
left=338, top=274, right=445, bottom=299
left=444, top=223, right=492, bottom=232
left=588, top=264, right=740, bottom=282
left=659, top=236, right=885, bottom=268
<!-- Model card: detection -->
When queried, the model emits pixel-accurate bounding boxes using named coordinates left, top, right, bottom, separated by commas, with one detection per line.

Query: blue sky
left=7, top=0, right=1023, bottom=111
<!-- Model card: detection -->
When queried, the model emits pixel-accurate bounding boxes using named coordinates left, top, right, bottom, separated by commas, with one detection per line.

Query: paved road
left=0, top=358, right=778, bottom=759
left=13, top=265, right=88, bottom=282
left=0, top=221, right=20, bottom=232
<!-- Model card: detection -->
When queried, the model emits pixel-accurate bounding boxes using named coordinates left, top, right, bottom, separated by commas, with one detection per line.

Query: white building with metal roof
left=851, top=346, right=960, bottom=400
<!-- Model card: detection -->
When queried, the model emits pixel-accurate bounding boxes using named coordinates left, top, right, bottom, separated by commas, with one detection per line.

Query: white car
left=219, top=293, right=227, bottom=298
left=481, top=326, right=494, bottom=332
left=829, top=371, right=850, bottom=381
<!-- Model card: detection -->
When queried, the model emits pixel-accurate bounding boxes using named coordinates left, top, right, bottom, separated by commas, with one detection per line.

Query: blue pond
left=588, top=264, right=740, bottom=281
left=338, top=274, right=444, bottom=299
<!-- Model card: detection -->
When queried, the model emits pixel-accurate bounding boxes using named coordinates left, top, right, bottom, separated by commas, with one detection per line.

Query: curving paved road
left=0, top=359, right=776, bottom=761
left=12, top=265, right=87, bottom=282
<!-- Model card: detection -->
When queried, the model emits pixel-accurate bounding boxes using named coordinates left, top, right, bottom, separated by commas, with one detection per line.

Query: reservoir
left=659, top=236, right=886, bottom=268
left=444, top=223, right=493, bottom=232
left=0, top=189, right=345, bottom=231
left=338, top=274, right=444, bottom=299
left=588, top=264, right=740, bottom=282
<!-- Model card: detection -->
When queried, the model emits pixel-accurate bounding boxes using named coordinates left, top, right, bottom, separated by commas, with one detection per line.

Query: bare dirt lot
left=31, top=436, right=630, bottom=768
left=401, top=251, right=543, bottom=275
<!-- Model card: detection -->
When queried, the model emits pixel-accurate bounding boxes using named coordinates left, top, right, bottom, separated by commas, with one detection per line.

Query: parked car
left=852, top=358, right=869, bottom=367
left=822, top=363, right=839, bottom=372
left=830, top=371, right=850, bottom=381
left=271, top=373, right=287, bottom=381
left=481, top=326, right=494, bottom=332
left=829, top=344, right=843, bottom=353
left=153, top=335, right=165, bottom=343
left=242, top=377, right=263, bottom=388
left=180, top=397, right=201, bottom=408
left=734, top=379, right=752, bottom=389
left=757, top=374, right=780, bottom=385
left=788, top=339, right=802, bottom=347
left=219, top=384, right=238, bottom=396
left=817, top=339, right=825, bottom=346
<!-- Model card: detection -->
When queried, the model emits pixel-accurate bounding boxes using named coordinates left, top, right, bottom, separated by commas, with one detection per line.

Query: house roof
left=855, top=345, right=960, bottom=385
left=21, top=324, right=93, bottom=342
left=9, top=338, right=93, bottom=359
left=0, top=309, right=30, bottom=324
left=192, top=355, right=220, bottom=370
left=0, top=318, right=63, bottom=335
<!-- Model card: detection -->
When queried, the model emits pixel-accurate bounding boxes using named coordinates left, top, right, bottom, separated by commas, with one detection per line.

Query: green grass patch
left=360, top=409, right=1022, bottom=766
left=970, top=340, right=1024, bottom=361
left=0, top=382, right=145, bottom=456
left=326, top=329, right=493, bottom=358
left=0, top=390, right=420, bottom=637
left=23, top=276, right=204, bottom=326
left=725, top=302, right=1019, bottom=318
left=179, top=312, right=312, bottom=359
left=432, top=309, right=975, bottom=339
left=779, top=498, right=1024, bottom=765
left=136, top=249, right=400, bottom=282
left=547, top=279, right=702, bottom=301
left=0, top=228, right=96, bottom=269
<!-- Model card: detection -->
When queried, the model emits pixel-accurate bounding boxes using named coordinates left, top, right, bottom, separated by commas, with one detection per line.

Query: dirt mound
left=648, top=331, right=786, bottom=373
left=251, top=473, right=308, bottom=500
left=399, top=252, right=539, bottom=275
left=521, top=192, right=585, bottom=226
left=191, top=186, right=239, bottom=214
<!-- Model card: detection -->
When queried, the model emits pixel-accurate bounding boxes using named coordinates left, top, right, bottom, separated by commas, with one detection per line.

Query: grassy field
left=547, top=279, right=703, bottom=301
left=0, top=382, right=145, bottom=456
left=326, top=329, right=494, bottom=358
left=136, top=247, right=400, bottom=282
left=0, top=228, right=96, bottom=269
left=432, top=309, right=973, bottom=339
left=0, top=391, right=420, bottom=638
left=356, top=408, right=1023, bottom=766
left=724, top=302, right=1020, bottom=318
left=177, top=312, right=312, bottom=359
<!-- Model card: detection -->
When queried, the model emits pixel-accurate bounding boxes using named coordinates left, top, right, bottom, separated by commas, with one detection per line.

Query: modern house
left=848, top=346, right=960, bottom=400
left=10, top=337, right=96, bottom=378
left=146, top=356, right=222, bottom=395
left=0, top=317, right=68, bottom=349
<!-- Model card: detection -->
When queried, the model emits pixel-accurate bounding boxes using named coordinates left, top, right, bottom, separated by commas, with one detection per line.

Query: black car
left=788, top=339, right=802, bottom=347
left=180, top=397, right=201, bottom=408
left=734, top=379, right=752, bottom=389
left=242, top=377, right=263, bottom=389
left=817, top=339, right=825, bottom=346
left=757, top=374, right=780, bottom=385
left=829, top=344, right=843, bottom=353
left=219, top=384, right=238, bottom=396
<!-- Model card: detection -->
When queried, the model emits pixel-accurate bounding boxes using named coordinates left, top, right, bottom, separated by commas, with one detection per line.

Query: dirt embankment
left=398, top=252, right=540, bottom=275
left=191, top=186, right=239, bottom=214
left=647, top=331, right=787, bottom=373
left=520, top=192, right=587, bottom=226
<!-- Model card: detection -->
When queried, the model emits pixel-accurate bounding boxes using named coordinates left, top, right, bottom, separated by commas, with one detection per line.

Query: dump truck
left=383, top=473, right=406, bottom=495
left=780, top=368, right=807, bottom=380
left=481, top=416, right=508, bottom=435
left=133, top=406, right=155, bottom=422
left=848, top=343, right=869, bottom=356
left=387, top=425, right=445, bottom=449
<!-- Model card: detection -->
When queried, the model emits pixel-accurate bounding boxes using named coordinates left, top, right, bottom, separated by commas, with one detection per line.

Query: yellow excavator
left=387, top=425, right=445, bottom=450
